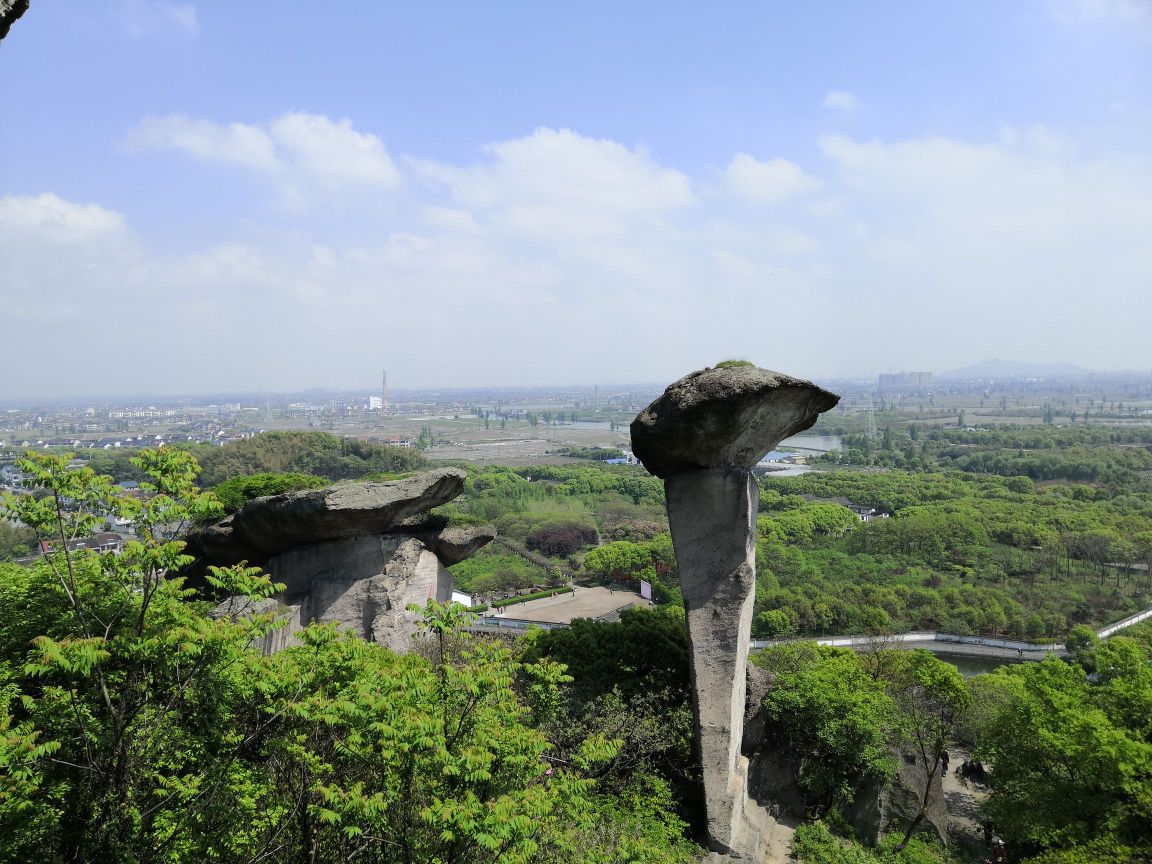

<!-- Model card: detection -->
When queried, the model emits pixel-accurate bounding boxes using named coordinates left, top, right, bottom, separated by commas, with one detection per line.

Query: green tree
left=974, top=648, right=1152, bottom=858
left=0, top=451, right=701, bottom=864
left=0, top=519, right=36, bottom=560
left=885, top=650, right=970, bottom=852
left=581, top=540, right=652, bottom=585
left=0, top=449, right=282, bottom=861
left=754, top=643, right=897, bottom=806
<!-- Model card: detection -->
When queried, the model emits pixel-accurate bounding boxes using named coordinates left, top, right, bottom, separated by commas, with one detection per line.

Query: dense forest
left=443, top=458, right=1149, bottom=641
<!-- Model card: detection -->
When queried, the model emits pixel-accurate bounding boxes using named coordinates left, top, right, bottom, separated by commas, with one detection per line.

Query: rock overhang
left=630, top=365, right=839, bottom=479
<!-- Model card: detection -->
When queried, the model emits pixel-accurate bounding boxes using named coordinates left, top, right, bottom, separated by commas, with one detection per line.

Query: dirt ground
left=764, top=814, right=798, bottom=863
left=943, top=747, right=992, bottom=856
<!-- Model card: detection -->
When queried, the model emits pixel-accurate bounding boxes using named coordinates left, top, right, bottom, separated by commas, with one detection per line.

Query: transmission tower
left=866, top=395, right=878, bottom=439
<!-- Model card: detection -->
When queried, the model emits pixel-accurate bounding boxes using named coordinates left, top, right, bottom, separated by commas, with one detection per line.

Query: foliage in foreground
left=0, top=450, right=699, bottom=864
left=791, top=821, right=953, bottom=864
left=972, top=643, right=1152, bottom=862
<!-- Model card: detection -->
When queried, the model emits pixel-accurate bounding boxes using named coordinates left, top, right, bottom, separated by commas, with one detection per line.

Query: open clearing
left=493, top=586, right=651, bottom=624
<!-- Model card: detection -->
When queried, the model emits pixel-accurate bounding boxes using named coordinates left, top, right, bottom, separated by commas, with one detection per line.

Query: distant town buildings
left=877, top=371, right=933, bottom=391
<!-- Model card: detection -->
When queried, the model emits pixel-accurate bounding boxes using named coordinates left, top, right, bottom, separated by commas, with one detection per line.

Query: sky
left=2, top=1, right=1152, bottom=398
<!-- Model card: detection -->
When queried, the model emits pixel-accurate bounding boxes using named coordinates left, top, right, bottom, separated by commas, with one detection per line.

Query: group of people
left=982, top=824, right=1008, bottom=863
left=940, top=749, right=990, bottom=785
left=939, top=751, right=1005, bottom=861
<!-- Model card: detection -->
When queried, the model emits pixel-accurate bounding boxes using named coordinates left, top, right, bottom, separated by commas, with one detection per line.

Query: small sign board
left=640, top=580, right=652, bottom=601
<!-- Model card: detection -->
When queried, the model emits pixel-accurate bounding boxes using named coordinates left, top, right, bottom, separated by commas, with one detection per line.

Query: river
left=779, top=434, right=843, bottom=453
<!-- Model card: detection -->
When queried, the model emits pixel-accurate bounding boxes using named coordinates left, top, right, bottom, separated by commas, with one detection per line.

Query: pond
left=779, top=434, right=843, bottom=453
left=936, top=653, right=1021, bottom=678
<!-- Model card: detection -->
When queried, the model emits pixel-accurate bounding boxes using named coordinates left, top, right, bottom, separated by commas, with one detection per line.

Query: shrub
left=526, top=522, right=598, bottom=557
left=492, top=586, right=574, bottom=608
left=211, top=471, right=328, bottom=514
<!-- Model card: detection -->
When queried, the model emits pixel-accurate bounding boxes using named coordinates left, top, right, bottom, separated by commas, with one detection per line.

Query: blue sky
left=2, top=1, right=1151, bottom=397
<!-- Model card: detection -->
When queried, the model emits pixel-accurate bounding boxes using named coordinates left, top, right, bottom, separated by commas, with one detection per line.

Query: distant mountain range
left=938, top=359, right=1093, bottom=380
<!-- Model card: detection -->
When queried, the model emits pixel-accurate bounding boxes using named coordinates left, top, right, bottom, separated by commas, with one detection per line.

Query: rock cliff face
left=744, top=727, right=949, bottom=851
left=843, top=751, right=949, bottom=846
left=191, top=468, right=495, bottom=653
left=631, top=365, right=839, bottom=863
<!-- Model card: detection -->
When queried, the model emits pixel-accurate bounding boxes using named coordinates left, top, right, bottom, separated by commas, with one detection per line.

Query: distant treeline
left=550, top=446, right=626, bottom=461
left=77, top=431, right=424, bottom=487
left=825, top=423, right=1152, bottom=486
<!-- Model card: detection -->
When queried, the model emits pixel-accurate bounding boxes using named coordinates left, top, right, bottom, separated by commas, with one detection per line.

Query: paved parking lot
left=494, top=586, right=651, bottom=624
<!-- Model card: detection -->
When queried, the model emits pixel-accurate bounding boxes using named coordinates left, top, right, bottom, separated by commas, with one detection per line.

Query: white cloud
left=268, top=114, right=399, bottom=189
left=0, top=194, right=138, bottom=323
left=822, top=90, right=859, bottom=112
left=724, top=154, right=821, bottom=204
left=413, top=127, right=693, bottom=238
left=813, top=127, right=1152, bottom=367
left=123, top=112, right=399, bottom=202
left=0, top=193, right=127, bottom=238
left=118, top=1, right=198, bottom=38
left=125, top=115, right=279, bottom=173
left=8, top=121, right=1152, bottom=395
left=1047, top=0, right=1151, bottom=23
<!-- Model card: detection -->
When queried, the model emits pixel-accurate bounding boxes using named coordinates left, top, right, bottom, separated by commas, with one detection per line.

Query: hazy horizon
left=4, top=2, right=1152, bottom=399
left=3, top=356, right=1148, bottom=407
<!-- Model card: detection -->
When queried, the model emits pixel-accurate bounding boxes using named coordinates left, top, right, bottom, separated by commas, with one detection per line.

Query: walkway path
left=751, top=601, right=1152, bottom=661
left=763, top=816, right=796, bottom=863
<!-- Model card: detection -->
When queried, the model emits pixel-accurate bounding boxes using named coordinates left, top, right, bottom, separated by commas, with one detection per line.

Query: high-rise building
left=877, top=371, right=933, bottom=391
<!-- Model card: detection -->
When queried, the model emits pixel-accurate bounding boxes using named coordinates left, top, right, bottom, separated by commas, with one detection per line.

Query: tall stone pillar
left=631, top=365, right=839, bottom=861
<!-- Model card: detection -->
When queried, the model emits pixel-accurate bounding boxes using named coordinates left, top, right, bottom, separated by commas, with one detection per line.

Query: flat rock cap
left=184, top=468, right=468, bottom=567
left=630, top=365, right=839, bottom=478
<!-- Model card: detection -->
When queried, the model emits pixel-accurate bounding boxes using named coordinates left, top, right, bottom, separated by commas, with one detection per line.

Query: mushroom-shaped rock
left=214, top=467, right=466, bottom=562
left=630, top=365, right=839, bottom=479
left=631, top=364, right=839, bottom=862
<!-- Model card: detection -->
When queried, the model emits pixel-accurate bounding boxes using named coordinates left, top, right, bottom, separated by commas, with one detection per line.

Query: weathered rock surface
left=185, top=514, right=262, bottom=569
left=392, top=515, right=499, bottom=566
left=268, top=535, right=451, bottom=653
left=186, top=468, right=467, bottom=567
left=845, top=751, right=949, bottom=846
left=744, top=688, right=948, bottom=840
left=633, top=364, right=840, bottom=863
left=741, top=663, right=774, bottom=757
left=235, top=468, right=466, bottom=555
left=630, top=365, right=839, bottom=479
left=747, top=746, right=805, bottom=820
left=667, top=467, right=773, bottom=861
left=199, top=468, right=492, bottom=654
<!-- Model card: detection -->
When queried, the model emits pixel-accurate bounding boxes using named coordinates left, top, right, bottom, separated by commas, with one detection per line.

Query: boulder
left=391, top=514, right=498, bottom=566
left=215, top=535, right=454, bottom=653
left=188, top=468, right=468, bottom=567
left=409, top=524, right=497, bottom=566
left=630, top=365, right=839, bottom=479
left=184, top=514, right=262, bottom=569
left=233, top=467, right=466, bottom=556
left=845, top=750, right=949, bottom=846
left=212, top=595, right=306, bottom=654
left=194, top=468, right=497, bottom=655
